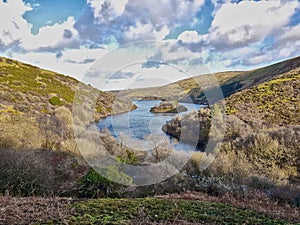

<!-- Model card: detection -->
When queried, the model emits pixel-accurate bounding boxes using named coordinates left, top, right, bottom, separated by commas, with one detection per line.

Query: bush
left=49, top=96, right=62, bottom=106
left=0, top=114, right=42, bottom=150
left=78, top=166, right=132, bottom=198
left=246, top=176, right=276, bottom=191
left=0, top=149, right=48, bottom=196
left=0, top=148, right=87, bottom=197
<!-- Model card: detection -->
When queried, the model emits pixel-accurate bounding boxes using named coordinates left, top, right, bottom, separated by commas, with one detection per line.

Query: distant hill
left=113, top=56, right=300, bottom=105
left=110, top=71, right=243, bottom=103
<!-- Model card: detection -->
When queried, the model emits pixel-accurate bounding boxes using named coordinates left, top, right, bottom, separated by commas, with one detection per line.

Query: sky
left=0, top=0, right=299, bottom=90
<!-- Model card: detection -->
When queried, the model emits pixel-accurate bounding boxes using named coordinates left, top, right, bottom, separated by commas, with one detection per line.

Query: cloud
left=75, top=0, right=205, bottom=45
left=177, top=30, right=204, bottom=43
left=1, top=0, right=300, bottom=91
left=20, top=17, right=80, bottom=51
left=87, top=0, right=129, bottom=21
left=124, top=22, right=169, bottom=42
left=11, top=46, right=109, bottom=80
left=175, top=0, right=300, bottom=70
left=208, top=1, right=299, bottom=49
left=0, top=0, right=80, bottom=52
left=141, top=41, right=206, bottom=73
left=0, top=0, right=32, bottom=50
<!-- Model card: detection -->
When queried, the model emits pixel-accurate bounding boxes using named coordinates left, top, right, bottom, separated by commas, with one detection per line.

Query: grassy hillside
left=226, top=66, right=300, bottom=126
left=0, top=57, right=134, bottom=119
left=160, top=56, right=300, bottom=183
left=221, top=56, right=300, bottom=97
left=114, top=56, right=300, bottom=105
left=110, top=71, right=243, bottom=102
left=0, top=56, right=135, bottom=150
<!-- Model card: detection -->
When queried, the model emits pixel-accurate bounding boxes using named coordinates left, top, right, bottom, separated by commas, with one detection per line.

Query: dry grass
left=0, top=196, right=75, bottom=225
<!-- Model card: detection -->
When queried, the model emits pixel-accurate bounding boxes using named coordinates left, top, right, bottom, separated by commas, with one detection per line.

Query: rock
left=162, top=108, right=211, bottom=145
left=150, top=101, right=187, bottom=113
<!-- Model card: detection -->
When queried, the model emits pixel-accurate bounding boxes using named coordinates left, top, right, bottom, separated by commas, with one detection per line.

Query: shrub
left=49, top=96, right=62, bottom=106
left=0, top=114, right=42, bottom=150
left=246, top=176, right=276, bottom=191
left=0, top=149, right=48, bottom=196
left=78, top=166, right=132, bottom=198
left=116, top=149, right=138, bottom=164
left=0, top=148, right=89, bottom=197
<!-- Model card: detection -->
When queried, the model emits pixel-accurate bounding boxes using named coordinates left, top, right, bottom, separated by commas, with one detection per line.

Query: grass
left=0, top=56, right=134, bottom=120
left=1, top=193, right=299, bottom=225
left=226, top=70, right=300, bottom=125
left=67, top=198, right=295, bottom=225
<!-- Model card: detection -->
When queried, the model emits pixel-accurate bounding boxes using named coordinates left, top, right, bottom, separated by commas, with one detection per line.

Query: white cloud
left=126, top=0, right=204, bottom=27
left=20, top=17, right=79, bottom=51
left=209, top=1, right=299, bottom=48
left=1, top=0, right=299, bottom=90
left=101, top=63, right=192, bottom=91
left=0, top=0, right=32, bottom=48
left=11, top=46, right=109, bottom=80
left=125, top=22, right=169, bottom=41
left=60, top=46, right=108, bottom=63
left=0, top=0, right=80, bottom=52
left=178, top=31, right=205, bottom=43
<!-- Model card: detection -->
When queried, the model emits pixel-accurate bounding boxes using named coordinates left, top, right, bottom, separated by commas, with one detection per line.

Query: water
left=97, top=100, right=204, bottom=151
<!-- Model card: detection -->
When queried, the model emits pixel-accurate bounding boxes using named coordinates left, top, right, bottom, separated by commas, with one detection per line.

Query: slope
left=113, top=56, right=300, bottom=105
left=0, top=56, right=135, bottom=150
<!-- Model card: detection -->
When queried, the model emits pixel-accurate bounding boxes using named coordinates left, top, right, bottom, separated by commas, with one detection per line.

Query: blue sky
left=0, top=0, right=299, bottom=90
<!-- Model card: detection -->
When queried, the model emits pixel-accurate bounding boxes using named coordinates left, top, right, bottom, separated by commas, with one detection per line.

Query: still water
left=97, top=100, right=204, bottom=151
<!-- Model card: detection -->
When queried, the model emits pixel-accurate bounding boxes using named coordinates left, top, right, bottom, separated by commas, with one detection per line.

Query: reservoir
left=97, top=100, right=204, bottom=152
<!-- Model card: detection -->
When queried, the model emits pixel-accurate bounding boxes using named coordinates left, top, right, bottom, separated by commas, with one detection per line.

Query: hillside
left=0, top=56, right=135, bottom=150
left=0, top=57, right=135, bottom=119
left=226, top=65, right=300, bottom=126
left=162, top=56, right=300, bottom=184
left=110, top=71, right=243, bottom=102
left=113, top=56, right=300, bottom=105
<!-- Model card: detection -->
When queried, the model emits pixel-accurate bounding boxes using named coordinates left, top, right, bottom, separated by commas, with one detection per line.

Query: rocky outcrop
left=162, top=108, right=211, bottom=145
left=150, top=101, right=187, bottom=113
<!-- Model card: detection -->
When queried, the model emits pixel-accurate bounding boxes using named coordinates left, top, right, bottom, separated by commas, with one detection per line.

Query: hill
left=226, top=64, right=300, bottom=126
left=0, top=56, right=135, bottom=150
left=113, top=56, right=300, bottom=105
left=162, top=56, right=300, bottom=184
left=110, top=71, right=243, bottom=102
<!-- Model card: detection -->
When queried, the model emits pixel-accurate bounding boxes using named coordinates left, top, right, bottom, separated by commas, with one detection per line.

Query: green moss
left=66, top=198, right=293, bottom=225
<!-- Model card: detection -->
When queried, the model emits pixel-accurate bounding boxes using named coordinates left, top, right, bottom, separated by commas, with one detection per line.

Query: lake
left=97, top=100, right=204, bottom=152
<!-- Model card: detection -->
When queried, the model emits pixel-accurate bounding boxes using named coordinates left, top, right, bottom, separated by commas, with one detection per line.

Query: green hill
left=110, top=71, right=243, bottom=102
left=113, top=56, right=300, bottom=105
left=0, top=56, right=135, bottom=150
left=226, top=65, right=300, bottom=126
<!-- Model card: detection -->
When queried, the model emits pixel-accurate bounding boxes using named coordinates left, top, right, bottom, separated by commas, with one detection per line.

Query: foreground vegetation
left=1, top=196, right=299, bottom=225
